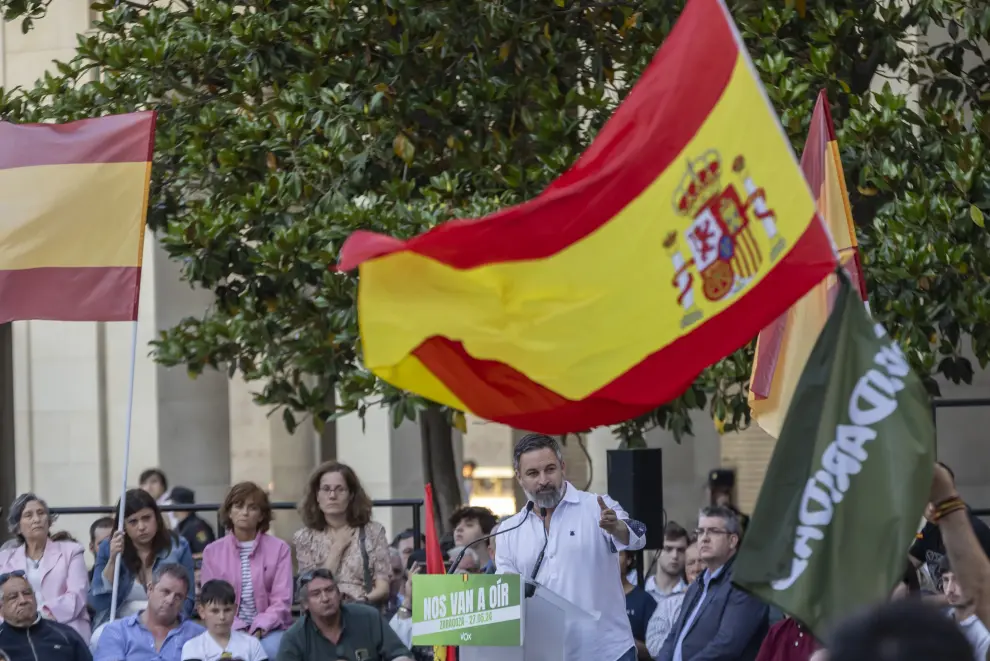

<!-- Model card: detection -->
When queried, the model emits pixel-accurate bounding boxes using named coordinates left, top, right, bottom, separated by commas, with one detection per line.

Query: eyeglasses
left=0, top=570, right=25, bottom=586
left=318, top=486, right=349, bottom=497
left=694, top=528, right=731, bottom=539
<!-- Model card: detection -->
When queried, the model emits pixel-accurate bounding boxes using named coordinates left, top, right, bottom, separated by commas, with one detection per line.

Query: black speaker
left=606, top=448, right=664, bottom=549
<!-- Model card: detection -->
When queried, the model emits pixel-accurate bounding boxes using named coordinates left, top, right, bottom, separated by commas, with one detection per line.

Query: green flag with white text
left=732, top=271, right=934, bottom=638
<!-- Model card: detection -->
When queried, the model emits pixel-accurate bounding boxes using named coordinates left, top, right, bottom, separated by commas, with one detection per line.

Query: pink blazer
left=200, top=532, right=293, bottom=634
left=0, top=539, right=91, bottom=641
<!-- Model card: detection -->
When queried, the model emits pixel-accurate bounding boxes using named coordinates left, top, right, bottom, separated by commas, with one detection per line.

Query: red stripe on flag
left=849, top=249, right=867, bottom=301
left=338, top=0, right=738, bottom=272
left=413, top=214, right=833, bottom=432
left=750, top=312, right=787, bottom=400
left=0, top=111, right=156, bottom=169
left=423, top=484, right=446, bottom=576
left=0, top=266, right=142, bottom=323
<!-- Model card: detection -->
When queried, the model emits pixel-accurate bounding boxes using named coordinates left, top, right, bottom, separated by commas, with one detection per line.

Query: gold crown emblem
left=674, top=150, right=722, bottom=216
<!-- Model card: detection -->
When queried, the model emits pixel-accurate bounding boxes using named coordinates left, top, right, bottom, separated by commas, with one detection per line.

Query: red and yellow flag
left=0, top=111, right=156, bottom=323
left=424, top=484, right=456, bottom=661
left=749, top=91, right=868, bottom=438
left=339, top=0, right=836, bottom=434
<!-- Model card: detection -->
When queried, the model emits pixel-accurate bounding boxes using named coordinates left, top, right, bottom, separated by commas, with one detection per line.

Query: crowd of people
left=0, top=446, right=988, bottom=661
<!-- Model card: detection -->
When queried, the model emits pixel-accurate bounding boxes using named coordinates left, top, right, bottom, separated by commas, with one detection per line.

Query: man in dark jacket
left=658, top=506, right=769, bottom=661
left=0, top=571, right=91, bottom=661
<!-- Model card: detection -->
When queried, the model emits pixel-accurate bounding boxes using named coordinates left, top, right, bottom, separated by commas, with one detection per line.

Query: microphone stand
left=447, top=502, right=535, bottom=575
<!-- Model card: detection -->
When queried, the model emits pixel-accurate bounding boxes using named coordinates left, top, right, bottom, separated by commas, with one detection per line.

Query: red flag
left=424, top=484, right=457, bottom=661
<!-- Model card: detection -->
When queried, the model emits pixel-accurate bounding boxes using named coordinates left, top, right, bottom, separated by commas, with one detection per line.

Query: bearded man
left=495, top=433, right=646, bottom=661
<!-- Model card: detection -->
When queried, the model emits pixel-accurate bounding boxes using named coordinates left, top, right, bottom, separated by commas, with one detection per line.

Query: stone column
left=228, top=375, right=316, bottom=541
left=150, top=242, right=231, bottom=505
left=103, top=239, right=160, bottom=504
left=336, top=404, right=428, bottom=540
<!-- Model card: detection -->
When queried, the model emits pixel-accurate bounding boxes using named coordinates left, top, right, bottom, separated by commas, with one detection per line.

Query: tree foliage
left=0, top=0, right=988, bottom=450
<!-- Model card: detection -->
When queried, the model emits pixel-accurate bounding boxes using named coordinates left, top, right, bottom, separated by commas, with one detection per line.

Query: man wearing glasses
left=276, top=569, right=412, bottom=661
left=0, top=570, right=93, bottom=660
left=656, top=506, right=769, bottom=661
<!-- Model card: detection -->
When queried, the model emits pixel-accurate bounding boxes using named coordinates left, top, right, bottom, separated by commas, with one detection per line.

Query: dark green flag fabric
left=732, top=272, right=935, bottom=638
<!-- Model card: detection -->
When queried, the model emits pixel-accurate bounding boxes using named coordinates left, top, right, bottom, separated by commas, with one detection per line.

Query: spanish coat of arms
left=664, top=150, right=787, bottom=328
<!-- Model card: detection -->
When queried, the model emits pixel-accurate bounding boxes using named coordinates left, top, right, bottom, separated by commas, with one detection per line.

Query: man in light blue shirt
left=659, top=506, right=768, bottom=661
left=94, top=563, right=203, bottom=661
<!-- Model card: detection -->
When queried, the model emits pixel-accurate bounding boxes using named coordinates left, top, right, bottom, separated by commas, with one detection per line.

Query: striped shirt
left=237, top=540, right=258, bottom=624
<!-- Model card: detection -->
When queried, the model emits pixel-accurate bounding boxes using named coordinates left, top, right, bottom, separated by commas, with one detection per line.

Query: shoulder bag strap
left=359, top=525, right=373, bottom=595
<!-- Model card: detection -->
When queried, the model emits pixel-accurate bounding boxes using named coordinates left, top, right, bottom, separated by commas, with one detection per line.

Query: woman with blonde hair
left=293, top=461, right=391, bottom=606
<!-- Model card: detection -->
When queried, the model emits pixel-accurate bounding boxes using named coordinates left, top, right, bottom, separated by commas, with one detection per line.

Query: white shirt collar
left=646, top=575, right=688, bottom=597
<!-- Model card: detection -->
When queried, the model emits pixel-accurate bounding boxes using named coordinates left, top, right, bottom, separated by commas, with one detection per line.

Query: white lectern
left=459, top=576, right=600, bottom=661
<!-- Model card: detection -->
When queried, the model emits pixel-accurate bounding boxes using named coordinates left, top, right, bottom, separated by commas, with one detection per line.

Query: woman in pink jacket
left=0, top=493, right=91, bottom=641
left=200, top=481, right=293, bottom=659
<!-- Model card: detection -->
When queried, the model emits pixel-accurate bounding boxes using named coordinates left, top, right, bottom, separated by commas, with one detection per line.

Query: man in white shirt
left=941, top=556, right=990, bottom=661
left=495, top=433, right=646, bottom=661
left=645, top=522, right=690, bottom=602
left=646, top=538, right=702, bottom=658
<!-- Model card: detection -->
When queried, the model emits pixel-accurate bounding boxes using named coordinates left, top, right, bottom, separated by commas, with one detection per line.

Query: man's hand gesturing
left=598, top=496, right=623, bottom=535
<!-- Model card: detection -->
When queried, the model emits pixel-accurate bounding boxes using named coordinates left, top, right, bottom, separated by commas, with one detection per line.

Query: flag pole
left=108, top=316, right=140, bottom=622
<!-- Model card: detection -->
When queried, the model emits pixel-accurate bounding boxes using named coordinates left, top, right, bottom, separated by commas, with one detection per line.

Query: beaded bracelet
left=933, top=496, right=966, bottom=522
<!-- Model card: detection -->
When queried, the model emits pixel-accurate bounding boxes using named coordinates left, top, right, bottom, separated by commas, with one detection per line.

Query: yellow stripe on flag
left=360, top=54, right=817, bottom=401
left=382, top=353, right=467, bottom=411
left=0, top=162, right=149, bottom=269
left=825, top=140, right=857, bottom=251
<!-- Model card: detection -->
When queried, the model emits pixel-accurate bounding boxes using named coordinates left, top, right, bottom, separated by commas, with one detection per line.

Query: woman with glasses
left=200, top=481, right=293, bottom=659
left=293, top=462, right=391, bottom=607
left=88, top=488, right=196, bottom=640
left=0, top=493, right=91, bottom=641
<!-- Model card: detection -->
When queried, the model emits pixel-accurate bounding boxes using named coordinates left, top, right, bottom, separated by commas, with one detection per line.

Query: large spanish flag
left=749, top=91, right=868, bottom=438
left=0, top=111, right=156, bottom=323
left=339, top=0, right=836, bottom=434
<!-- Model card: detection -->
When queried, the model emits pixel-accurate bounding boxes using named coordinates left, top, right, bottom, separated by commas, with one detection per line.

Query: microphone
left=447, top=502, right=535, bottom=574
left=525, top=507, right=550, bottom=598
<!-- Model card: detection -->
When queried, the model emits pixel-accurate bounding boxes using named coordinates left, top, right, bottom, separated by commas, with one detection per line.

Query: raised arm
left=929, top=463, right=990, bottom=628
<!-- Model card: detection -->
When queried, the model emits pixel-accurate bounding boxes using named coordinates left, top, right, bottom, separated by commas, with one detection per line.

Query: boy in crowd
left=182, top=580, right=267, bottom=661
left=449, top=506, right=497, bottom=572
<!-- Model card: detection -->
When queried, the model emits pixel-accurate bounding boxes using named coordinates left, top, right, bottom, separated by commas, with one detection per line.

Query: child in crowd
left=182, top=580, right=267, bottom=661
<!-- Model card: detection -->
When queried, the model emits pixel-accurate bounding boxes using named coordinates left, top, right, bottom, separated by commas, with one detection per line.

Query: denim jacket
left=88, top=533, right=196, bottom=627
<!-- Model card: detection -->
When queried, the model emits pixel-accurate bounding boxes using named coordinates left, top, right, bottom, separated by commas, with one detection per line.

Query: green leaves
left=972, top=205, right=986, bottom=228
left=1, top=0, right=988, bottom=445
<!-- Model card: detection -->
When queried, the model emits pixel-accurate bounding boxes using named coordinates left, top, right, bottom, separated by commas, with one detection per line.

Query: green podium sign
left=411, top=573, right=522, bottom=647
